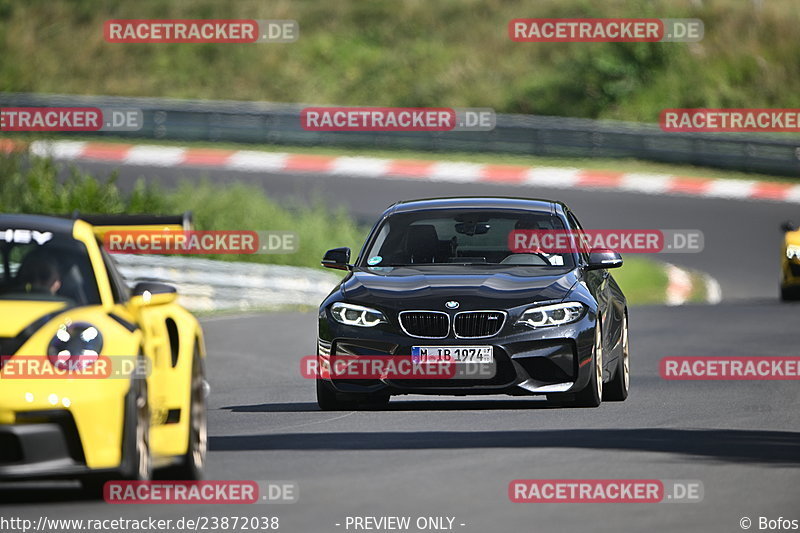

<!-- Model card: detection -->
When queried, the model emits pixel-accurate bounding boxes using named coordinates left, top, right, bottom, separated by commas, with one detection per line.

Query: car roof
left=0, top=213, right=75, bottom=234
left=384, top=197, right=566, bottom=216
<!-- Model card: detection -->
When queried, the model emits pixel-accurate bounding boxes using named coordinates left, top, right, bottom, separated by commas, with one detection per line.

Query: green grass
left=614, top=259, right=716, bottom=306
left=1, top=0, right=800, bottom=124
left=612, top=257, right=670, bottom=306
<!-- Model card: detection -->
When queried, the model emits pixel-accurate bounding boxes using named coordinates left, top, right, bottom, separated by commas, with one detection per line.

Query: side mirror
left=322, top=247, right=351, bottom=271
left=781, top=221, right=797, bottom=232
left=586, top=249, right=623, bottom=270
left=129, top=281, right=177, bottom=306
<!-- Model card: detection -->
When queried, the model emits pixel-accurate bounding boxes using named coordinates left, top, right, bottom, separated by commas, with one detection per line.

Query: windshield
left=0, top=230, right=101, bottom=305
left=360, top=209, right=575, bottom=268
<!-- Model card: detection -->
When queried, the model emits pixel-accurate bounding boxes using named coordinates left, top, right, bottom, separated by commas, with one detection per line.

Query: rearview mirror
left=455, top=222, right=490, bottom=236
left=129, top=281, right=178, bottom=306
left=586, top=249, right=623, bottom=270
left=322, top=247, right=351, bottom=270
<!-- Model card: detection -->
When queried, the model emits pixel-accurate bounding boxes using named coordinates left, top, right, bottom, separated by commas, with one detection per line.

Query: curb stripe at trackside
left=124, top=145, right=187, bottom=167
left=11, top=140, right=800, bottom=204
left=29, top=140, right=88, bottom=159
left=525, top=167, right=582, bottom=187
left=330, top=156, right=390, bottom=177
left=429, top=162, right=484, bottom=182
left=576, top=170, right=623, bottom=189
left=224, top=150, right=289, bottom=171
left=665, top=263, right=694, bottom=306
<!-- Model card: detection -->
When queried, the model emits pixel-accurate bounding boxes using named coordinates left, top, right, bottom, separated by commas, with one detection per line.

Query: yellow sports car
left=0, top=212, right=207, bottom=490
left=781, top=221, right=800, bottom=301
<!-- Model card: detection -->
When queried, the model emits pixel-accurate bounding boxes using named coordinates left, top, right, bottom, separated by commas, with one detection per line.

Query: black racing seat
left=406, top=224, right=441, bottom=264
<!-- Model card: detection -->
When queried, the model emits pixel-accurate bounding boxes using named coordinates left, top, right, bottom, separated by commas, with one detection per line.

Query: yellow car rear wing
left=70, top=211, right=194, bottom=240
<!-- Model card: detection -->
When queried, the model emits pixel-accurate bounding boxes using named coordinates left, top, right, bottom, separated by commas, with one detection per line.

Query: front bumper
left=0, top=411, right=93, bottom=479
left=318, top=313, right=596, bottom=396
left=0, top=375, right=129, bottom=479
left=782, top=257, right=800, bottom=287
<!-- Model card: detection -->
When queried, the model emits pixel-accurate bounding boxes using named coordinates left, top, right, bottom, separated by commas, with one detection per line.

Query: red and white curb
left=665, top=263, right=722, bottom=306
left=4, top=139, right=799, bottom=203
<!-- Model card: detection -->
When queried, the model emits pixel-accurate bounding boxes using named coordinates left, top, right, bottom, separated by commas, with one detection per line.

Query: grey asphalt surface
left=2, top=159, right=799, bottom=533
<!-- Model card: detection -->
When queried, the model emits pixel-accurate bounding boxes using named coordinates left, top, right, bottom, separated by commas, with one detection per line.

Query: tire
left=82, top=368, right=151, bottom=496
left=545, top=393, right=569, bottom=405
left=604, top=311, right=630, bottom=402
left=781, top=285, right=800, bottom=301
left=120, top=370, right=152, bottom=480
left=316, top=379, right=388, bottom=411
left=159, top=348, right=207, bottom=480
left=362, top=393, right=390, bottom=410
left=317, top=378, right=351, bottom=411
left=572, top=321, right=603, bottom=408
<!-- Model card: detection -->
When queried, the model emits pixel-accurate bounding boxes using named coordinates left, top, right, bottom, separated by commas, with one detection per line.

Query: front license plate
left=411, top=346, right=494, bottom=364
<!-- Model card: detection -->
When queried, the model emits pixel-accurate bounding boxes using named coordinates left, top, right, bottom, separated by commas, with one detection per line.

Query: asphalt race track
left=2, top=160, right=799, bottom=532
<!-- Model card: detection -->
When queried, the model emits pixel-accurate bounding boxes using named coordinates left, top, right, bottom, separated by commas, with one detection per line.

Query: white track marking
left=523, top=167, right=581, bottom=187
left=330, top=156, right=390, bottom=177
left=29, top=140, right=87, bottom=160
left=124, top=145, right=186, bottom=166
left=225, top=151, right=289, bottom=171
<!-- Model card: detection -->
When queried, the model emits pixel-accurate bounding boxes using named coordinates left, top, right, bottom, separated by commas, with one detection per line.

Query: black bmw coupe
left=317, top=197, right=629, bottom=409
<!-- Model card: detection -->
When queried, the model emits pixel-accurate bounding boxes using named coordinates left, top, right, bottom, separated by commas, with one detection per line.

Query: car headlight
left=786, top=244, right=800, bottom=260
left=47, top=321, right=103, bottom=370
left=331, top=302, right=387, bottom=327
left=517, top=302, right=586, bottom=328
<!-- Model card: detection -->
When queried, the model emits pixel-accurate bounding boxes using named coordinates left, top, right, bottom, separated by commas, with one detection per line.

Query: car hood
left=341, top=266, right=580, bottom=311
left=0, top=301, right=69, bottom=337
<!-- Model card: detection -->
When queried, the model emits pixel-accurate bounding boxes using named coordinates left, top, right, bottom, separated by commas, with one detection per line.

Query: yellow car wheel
left=81, top=370, right=151, bottom=496
left=128, top=375, right=152, bottom=481
left=781, top=285, right=800, bottom=302
left=160, top=347, right=207, bottom=480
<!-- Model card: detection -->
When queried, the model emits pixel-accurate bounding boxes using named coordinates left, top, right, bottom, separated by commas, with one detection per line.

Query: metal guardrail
left=113, top=254, right=340, bottom=312
left=2, top=92, right=799, bottom=176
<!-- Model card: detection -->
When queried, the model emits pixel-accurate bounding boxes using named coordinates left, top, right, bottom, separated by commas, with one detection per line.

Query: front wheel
left=317, top=379, right=352, bottom=411
left=160, top=348, right=207, bottom=480
left=316, top=379, right=389, bottom=411
left=572, top=322, right=603, bottom=408
left=120, top=371, right=152, bottom=480
left=82, top=370, right=151, bottom=496
left=604, top=311, right=630, bottom=402
left=781, top=285, right=800, bottom=301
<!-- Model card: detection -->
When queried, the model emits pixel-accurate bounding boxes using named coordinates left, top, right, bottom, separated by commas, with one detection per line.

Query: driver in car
left=16, top=250, right=62, bottom=295
left=510, top=217, right=564, bottom=266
